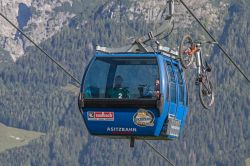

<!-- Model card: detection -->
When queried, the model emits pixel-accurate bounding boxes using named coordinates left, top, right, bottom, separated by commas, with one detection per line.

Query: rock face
left=97, top=0, right=228, bottom=29
left=0, top=0, right=74, bottom=61
left=0, top=0, right=228, bottom=61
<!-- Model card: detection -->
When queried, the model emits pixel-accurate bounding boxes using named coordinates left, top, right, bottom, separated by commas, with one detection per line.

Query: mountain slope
left=0, top=0, right=249, bottom=166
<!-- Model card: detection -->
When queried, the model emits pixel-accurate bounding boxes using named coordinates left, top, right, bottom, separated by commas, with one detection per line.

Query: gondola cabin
left=78, top=44, right=189, bottom=144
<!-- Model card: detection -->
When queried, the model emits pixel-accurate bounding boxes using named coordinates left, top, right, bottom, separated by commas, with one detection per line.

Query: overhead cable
left=0, top=13, right=81, bottom=86
left=144, top=140, right=175, bottom=166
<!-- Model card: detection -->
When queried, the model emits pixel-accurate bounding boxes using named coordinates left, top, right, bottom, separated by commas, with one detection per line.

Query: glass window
left=166, top=62, right=175, bottom=82
left=174, top=66, right=183, bottom=85
left=179, top=85, right=184, bottom=105
left=83, top=57, right=159, bottom=99
left=166, top=62, right=176, bottom=103
left=174, top=65, right=184, bottom=105
left=84, top=59, right=110, bottom=98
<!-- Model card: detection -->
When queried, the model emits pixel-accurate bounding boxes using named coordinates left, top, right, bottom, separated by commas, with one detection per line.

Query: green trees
left=0, top=0, right=249, bottom=165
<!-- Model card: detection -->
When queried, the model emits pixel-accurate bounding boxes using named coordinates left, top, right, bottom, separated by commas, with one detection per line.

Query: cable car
left=78, top=44, right=189, bottom=146
left=78, top=0, right=189, bottom=146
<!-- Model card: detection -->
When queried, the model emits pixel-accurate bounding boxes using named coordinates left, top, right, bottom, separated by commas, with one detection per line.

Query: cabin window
left=84, top=57, right=159, bottom=99
left=166, top=62, right=176, bottom=103
left=84, top=59, right=110, bottom=98
left=174, top=65, right=184, bottom=105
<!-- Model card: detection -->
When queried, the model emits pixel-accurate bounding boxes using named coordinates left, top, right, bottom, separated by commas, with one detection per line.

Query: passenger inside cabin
left=114, top=75, right=123, bottom=88
left=107, top=75, right=129, bottom=99
left=141, top=79, right=160, bottom=99
left=154, top=79, right=160, bottom=99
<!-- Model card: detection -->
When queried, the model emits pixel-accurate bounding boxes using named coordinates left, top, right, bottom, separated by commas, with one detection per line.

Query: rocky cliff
left=0, top=0, right=74, bottom=61
left=0, top=0, right=228, bottom=61
left=96, top=0, right=228, bottom=28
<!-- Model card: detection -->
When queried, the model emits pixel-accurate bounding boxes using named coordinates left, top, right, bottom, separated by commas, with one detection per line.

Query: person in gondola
left=154, top=79, right=160, bottom=99
left=143, top=79, right=160, bottom=99
left=107, top=75, right=129, bottom=99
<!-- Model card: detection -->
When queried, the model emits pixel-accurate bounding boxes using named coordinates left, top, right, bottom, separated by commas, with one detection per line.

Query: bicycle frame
left=179, top=35, right=214, bottom=109
left=194, top=44, right=203, bottom=77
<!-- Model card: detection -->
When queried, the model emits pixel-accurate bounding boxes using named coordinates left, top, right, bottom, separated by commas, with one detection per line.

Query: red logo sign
left=88, top=112, right=114, bottom=121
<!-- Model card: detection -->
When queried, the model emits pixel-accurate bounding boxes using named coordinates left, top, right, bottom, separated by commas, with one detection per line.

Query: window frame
left=83, top=56, right=160, bottom=100
left=165, top=61, right=177, bottom=103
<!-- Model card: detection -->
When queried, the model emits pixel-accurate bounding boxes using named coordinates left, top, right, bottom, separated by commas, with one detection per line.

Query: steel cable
left=144, top=140, right=175, bottom=166
left=179, top=0, right=250, bottom=84
left=0, top=12, right=81, bottom=86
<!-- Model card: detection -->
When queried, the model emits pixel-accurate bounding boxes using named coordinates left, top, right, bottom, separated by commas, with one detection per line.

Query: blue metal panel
left=158, top=57, right=189, bottom=138
left=179, top=62, right=189, bottom=130
left=154, top=55, right=168, bottom=136
left=153, top=54, right=187, bottom=137
left=82, top=108, right=159, bottom=136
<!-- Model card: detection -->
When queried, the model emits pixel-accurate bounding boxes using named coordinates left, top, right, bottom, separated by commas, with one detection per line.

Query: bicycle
left=179, top=34, right=215, bottom=109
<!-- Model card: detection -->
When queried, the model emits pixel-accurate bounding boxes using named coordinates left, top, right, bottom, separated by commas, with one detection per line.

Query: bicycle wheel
left=179, top=34, right=194, bottom=69
left=199, top=79, right=214, bottom=109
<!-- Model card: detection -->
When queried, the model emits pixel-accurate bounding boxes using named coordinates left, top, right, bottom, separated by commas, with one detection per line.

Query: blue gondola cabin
left=78, top=44, right=189, bottom=143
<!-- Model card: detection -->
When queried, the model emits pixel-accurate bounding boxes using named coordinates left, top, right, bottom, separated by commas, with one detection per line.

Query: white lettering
left=106, top=127, right=137, bottom=132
